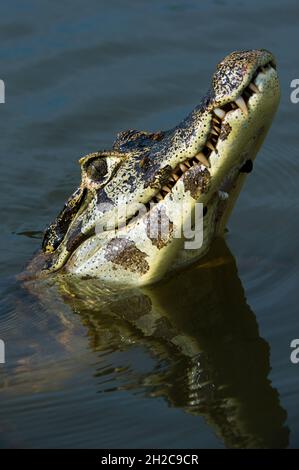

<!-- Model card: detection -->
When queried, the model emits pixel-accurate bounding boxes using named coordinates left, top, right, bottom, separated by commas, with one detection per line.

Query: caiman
left=26, top=49, right=280, bottom=285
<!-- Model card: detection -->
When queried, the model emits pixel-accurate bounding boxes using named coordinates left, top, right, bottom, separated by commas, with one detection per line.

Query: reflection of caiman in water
left=25, top=238, right=289, bottom=448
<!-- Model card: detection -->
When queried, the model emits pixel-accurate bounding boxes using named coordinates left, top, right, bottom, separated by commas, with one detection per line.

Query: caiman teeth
left=195, top=152, right=210, bottom=168
left=172, top=173, right=179, bottom=181
left=249, top=82, right=259, bottom=94
left=162, top=185, right=171, bottom=193
left=218, top=190, right=229, bottom=200
left=213, top=107, right=226, bottom=119
left=179, top=163, right=188, bottom=172
left=206, top=141, right=216, bottom=152
left=156, top=192, right=163, bottom=201
left=212, top=116, right=221, bottom=125
left=235, top=95, right=248, bottom=115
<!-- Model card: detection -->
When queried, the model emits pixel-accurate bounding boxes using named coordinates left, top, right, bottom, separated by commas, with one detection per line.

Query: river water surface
left=0, top=0, right=299, bottom=448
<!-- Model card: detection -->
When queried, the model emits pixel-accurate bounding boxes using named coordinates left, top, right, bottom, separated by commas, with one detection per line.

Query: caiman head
left=40, top=49, right=280, bottom=285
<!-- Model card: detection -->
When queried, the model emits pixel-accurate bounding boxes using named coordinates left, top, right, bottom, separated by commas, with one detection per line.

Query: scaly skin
left=31, top=49, right=280, bottom=285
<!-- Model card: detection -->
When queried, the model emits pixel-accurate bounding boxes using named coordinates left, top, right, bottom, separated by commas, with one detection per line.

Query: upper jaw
left=212, top=49, right=276, bottom=106
left=147, top=60, right=279, bottom=206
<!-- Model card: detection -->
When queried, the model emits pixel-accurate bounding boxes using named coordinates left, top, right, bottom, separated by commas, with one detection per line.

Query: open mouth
left=150, top=60, right=276, bottom=205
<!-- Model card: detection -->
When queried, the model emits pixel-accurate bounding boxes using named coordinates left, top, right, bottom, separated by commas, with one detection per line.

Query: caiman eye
left=87, top=158, right=108, bottom=181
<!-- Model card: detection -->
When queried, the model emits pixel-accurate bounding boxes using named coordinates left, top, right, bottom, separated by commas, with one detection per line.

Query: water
left=0, top=0, right=298, bottom=449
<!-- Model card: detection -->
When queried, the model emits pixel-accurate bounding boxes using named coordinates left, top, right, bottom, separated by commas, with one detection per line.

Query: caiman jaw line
left=151, top=61, right=275, bottom=205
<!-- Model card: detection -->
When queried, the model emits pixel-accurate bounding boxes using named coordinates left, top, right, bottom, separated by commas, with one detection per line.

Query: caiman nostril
left=240, top=159, right=253, bottom=173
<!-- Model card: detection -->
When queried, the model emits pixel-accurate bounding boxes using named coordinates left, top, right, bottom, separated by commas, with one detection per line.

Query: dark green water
left=0, top=0, right=298, bottom=449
